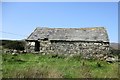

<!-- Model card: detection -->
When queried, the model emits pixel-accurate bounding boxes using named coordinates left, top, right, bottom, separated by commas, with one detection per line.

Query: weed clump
left=96, top=62, right=102, bottom=68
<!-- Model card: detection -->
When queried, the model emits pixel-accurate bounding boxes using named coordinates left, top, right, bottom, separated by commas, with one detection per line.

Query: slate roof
left=26, top=27, right=109, bottom=42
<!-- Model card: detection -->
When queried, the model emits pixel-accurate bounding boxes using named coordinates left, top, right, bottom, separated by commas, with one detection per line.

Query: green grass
left=2, top=53, right=119, bottom=78
left=0, top=53, right=2, bottom=79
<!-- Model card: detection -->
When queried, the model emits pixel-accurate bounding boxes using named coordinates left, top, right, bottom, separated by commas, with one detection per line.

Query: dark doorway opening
left=35, top=41, right=40, bottom=51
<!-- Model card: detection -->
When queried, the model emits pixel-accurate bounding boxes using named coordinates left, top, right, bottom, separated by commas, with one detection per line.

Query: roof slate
left=26, top=27, right=109, bottom=42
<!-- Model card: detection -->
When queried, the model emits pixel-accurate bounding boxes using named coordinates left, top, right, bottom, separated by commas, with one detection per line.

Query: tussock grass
left=2, top=53, right=119, bottom=78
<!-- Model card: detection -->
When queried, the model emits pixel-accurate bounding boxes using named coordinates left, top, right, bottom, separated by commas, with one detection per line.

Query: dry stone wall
left=40, top=40, right=110, bottom=59
left=26, top=42, right=35, bottom=53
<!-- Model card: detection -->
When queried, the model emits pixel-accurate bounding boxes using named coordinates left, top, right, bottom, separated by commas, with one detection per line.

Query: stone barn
left=26, top=27, right=110, bottom=59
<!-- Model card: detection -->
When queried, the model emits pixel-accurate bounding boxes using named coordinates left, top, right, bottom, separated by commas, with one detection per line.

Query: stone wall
left=39, top=40, right=110, bottom=59
left=26, top=42, right=36, bottom=53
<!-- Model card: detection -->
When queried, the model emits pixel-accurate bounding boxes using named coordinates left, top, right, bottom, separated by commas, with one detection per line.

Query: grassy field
left=2, top=53, right=119, bottom=78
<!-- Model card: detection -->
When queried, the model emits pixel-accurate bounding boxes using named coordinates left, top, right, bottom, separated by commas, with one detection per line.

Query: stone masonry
left=26, top=27, right=110, bottom=59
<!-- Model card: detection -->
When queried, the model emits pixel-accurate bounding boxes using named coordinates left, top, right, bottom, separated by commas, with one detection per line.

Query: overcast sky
left=1, top=2, right=118, bottom=42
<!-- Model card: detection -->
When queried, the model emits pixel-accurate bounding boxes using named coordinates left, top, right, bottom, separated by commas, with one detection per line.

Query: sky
left=1, top=2, right=118, bottom=43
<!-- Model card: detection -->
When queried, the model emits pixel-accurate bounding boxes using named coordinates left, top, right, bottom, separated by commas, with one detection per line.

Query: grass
left=0, top=53, right=2, bottom=79
left=2, top=53, right=119, bottom=78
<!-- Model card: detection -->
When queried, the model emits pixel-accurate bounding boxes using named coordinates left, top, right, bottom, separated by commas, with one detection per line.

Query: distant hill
left=0, top=40, right=25, bottom=50
left=110, top=43, right=120, bottom=50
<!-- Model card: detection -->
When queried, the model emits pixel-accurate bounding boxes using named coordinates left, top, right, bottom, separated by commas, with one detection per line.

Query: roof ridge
left=36, top=27, right=105, bottom=29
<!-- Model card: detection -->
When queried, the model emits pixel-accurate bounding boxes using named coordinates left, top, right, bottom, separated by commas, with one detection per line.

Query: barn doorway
left=35, top=41, right=40, bottom=51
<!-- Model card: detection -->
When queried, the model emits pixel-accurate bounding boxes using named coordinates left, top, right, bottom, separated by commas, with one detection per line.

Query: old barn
left=26, top=27, right=110, bottom=59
